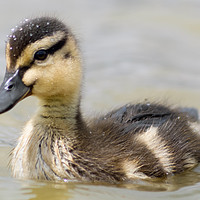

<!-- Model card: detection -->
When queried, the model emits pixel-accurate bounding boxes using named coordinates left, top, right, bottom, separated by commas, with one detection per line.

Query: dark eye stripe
left=47, top=38, right=67, bottom=55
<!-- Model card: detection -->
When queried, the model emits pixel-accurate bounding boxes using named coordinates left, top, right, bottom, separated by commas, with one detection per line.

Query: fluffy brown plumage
left=0, top=17, right=200, bottom=183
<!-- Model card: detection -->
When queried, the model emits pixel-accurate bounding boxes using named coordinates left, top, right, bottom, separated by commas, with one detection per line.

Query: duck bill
left=0, top=69, right=31, bottom=114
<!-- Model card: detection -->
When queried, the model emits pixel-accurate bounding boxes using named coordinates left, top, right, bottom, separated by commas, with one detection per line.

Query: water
left=0, top=0, right=200, bottom=199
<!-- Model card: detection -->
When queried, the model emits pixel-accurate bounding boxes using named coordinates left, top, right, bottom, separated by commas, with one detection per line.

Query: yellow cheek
left=22, top=67, right=40, bottom=86
left=22, top=58, right=82, bottom=98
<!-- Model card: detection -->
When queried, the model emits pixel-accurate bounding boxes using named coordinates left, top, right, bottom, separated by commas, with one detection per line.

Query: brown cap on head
left=7, top=17, right=69, bottom=69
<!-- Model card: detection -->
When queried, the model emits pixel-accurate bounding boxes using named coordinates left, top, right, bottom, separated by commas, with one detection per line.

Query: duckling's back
left=86, top=103, right=200, bottom=180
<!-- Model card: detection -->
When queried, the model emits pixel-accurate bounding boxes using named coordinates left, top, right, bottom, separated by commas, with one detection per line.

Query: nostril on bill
left=5, top=83, right=15, bottom=91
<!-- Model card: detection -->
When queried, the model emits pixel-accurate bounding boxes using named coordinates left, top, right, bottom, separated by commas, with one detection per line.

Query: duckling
left=0, top=16, right=200, bottom=182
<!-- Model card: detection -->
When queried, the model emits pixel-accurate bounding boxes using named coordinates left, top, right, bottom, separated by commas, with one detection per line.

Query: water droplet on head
left=10, top=47, right=13, bottom=50
left=11, top=28, right=15, bottom=32
left=25, top=18, right=29, bottom=22
left=12, top=35, right=17, bottom=41
left=47, top=22, right=50, bottom=25
left=19, top=28, right=23, bottom=31
left=30, top=33, right=33, bottom=37
left=36, top=25, right=39, bottom=28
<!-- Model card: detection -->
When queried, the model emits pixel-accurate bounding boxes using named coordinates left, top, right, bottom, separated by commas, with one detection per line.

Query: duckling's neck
left=36, top=95, right=86, bottom=139
left=40, top=97, right=79, bottom=120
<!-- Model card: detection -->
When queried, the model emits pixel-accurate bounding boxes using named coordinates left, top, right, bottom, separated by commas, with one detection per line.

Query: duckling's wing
left=101, top=103, right=198, bottom=134
left=106, top=103, right=172, bottom=125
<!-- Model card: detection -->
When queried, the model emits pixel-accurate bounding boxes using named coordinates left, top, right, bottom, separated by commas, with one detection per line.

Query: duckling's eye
left=34, top=50, right=48, bottom=61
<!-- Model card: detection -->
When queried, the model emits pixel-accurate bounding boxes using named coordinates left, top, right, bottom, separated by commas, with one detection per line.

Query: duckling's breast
left=11, top=118, right=75, bottom=180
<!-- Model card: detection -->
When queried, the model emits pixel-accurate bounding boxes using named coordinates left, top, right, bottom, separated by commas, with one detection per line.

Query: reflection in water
left=25, top=181, right=74, bottom=200
left=16, top=170, right=200, bottom=200
left=118, top=170, right=200, bottom=192
left=2, top=174, right=200, bottom=200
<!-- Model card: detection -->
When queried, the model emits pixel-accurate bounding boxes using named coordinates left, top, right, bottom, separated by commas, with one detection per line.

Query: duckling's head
left=0, top=17, right=82, bottom=113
